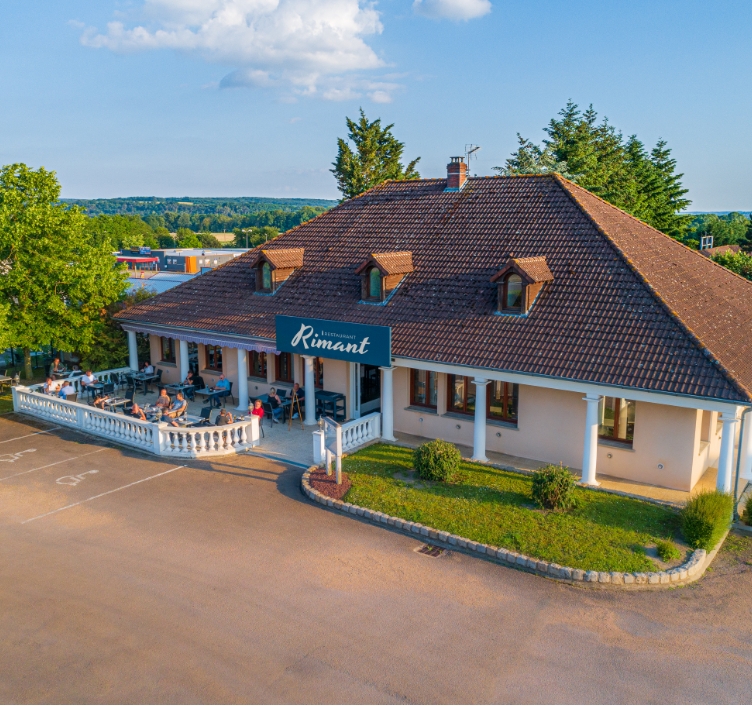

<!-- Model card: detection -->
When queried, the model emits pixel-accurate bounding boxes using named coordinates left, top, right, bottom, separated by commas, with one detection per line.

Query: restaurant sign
left=275, top=315, right=391, bottom=368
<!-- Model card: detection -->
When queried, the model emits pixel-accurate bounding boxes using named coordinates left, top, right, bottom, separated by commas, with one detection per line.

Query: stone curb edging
left=301, top=466, right=721, bottom=589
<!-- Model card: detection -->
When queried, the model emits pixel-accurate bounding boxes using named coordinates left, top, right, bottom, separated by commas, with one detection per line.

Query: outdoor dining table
left=0, top=375, right=12, bottom=392
left=315, top=390, right=346, bottom=421
left=104, top=397, right=129, bottom=412
left=132, top=372, right=158, bottom=393
left=165, top=383, right=195, bottom=399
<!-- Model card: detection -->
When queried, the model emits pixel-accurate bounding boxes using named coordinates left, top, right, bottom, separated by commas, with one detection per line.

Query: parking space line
left=0, top=427, right=62, bottom=445
left=21, top=465, right=186, bottom=524
left=0, top=448, right=109, bottom=482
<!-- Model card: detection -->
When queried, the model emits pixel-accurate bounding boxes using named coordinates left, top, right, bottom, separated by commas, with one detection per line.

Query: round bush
left=680, top=490, right=733, bottom=550
left=414, top=439, right=461, bottom=482
left=531, top=464, right=577, bottom=511
left=743, top=495, right=752, bottom=526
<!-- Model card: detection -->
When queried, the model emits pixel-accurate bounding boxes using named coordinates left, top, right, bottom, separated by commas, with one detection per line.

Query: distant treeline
left=685, top=212, right=752, bottom=249
left=64, top=196, right=335, bottom=234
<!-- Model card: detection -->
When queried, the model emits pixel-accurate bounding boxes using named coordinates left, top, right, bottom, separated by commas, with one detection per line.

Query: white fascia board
left=393, top=356, right=743, bottom=415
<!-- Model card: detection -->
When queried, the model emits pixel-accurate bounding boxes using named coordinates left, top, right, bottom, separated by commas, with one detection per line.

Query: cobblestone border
left=301, top=467, right=724, bottom=589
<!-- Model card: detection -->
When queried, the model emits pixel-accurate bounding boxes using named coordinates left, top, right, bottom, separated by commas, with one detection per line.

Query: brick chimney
left=445, top=156, right=467, bottom=192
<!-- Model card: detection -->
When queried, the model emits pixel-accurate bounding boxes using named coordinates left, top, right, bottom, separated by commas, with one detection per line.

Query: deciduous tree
left=0, top=164, right=128, bottom=378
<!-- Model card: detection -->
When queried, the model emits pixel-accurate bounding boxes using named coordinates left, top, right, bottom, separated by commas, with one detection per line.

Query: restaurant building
left=115, top=160, right=752, bottom=492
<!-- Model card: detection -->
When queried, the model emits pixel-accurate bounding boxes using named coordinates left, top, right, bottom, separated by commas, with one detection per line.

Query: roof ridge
left=553, top=174, right=752, bottom=403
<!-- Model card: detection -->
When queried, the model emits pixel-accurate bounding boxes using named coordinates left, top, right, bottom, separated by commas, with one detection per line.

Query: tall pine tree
left=495, top=102, right=691, bottom=240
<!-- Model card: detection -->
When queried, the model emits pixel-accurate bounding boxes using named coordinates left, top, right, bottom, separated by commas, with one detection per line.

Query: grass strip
left=343, top=444, right=681, bottom=573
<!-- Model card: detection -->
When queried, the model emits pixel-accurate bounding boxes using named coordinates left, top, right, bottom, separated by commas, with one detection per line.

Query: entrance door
left=360, top=364, right=381, bottom=414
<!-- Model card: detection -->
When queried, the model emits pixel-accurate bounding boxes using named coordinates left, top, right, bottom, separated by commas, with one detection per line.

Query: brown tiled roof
left=700, top=244, right=741, bottom=258
left=247, top=247, right=304, bottom=270
left=116, top=175, right=752, bottom=403
left=355, top=251, right=414, bottom=276
left=491, top=256, right=553, bottom=284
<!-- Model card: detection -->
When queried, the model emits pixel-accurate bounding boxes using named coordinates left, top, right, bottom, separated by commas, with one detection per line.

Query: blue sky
left=1, top=0, right=750, bottom=210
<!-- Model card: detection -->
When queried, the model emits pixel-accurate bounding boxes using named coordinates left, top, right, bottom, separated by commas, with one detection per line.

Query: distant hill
left=63, top=196, right=337, bottom=234
left=63, top=196, right=337, bottom=217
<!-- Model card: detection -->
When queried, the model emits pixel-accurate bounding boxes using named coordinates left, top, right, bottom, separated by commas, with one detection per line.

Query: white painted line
left=0, top=427, right=62, bottom=445
left=21, top=465, right=186, bottom=524
left=0, top=448, right=109, bottom=482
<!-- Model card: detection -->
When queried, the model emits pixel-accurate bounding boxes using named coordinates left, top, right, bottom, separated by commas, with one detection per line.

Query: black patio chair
left=262, top=402, right=277, bottom=429
left=102, top=382, right=115, bottom=395
left=123, top=387, right=136, bottom=412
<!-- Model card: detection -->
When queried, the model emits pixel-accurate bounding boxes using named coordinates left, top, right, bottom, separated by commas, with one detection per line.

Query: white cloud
left=81, top=0, right=397, bottom=100
left=413, top=0, right=491, bottom=21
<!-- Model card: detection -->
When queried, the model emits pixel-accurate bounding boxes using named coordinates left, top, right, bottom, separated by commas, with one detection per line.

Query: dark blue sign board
left=275, top=315, right=391, bottom=368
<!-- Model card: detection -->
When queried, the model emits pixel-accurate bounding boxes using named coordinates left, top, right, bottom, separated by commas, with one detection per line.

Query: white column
left=380, top=366, right=396, bottom=441
left=581, top=394, right=601, bottom=486
left=236, top=348, right=249, bottom=412
left=127, top=331, right=139, bottom=371
left=740, top=412, right=752, bottom=481
left=303, top=355, right=316, bottom=425
left=717, top=411, right=740, bottom=493
left=179, top=339, right=189, bottom=381
left=471, top=378, right=489, bottom=462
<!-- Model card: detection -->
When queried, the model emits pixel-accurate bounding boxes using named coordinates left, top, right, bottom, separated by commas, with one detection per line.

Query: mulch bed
left=309, top=468, right=351, bottom=500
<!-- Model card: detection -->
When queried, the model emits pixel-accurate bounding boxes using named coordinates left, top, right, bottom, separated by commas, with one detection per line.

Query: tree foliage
left=711, top=250, right=752, bottom=280
left=232, top=226, right=280, bottom=248
left=79, top=289, right=155, bottom=372
left=0, top=164, right=128, bottom=376
left=687, top=212, right=752, bottom=249
left=331, top=109, right=420, bottom=200
left=85, top=214, right=158, bottom=251
left=495, top=102, right=691, bottom=239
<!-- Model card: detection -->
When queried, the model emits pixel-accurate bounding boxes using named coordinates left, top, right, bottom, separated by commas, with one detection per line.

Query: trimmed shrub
left=743, top=496, right=752, bottom=526
left=531, top=464, right=577, bottom=511
left=680, top=490, right=733, bottom=550
left=414, top=440, right=461, bottom=482
left=656, top=539, right=681, bottom=562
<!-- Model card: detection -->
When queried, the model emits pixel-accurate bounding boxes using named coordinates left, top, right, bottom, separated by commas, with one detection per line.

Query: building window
left=489, top=381, right=518, bottom=425
left=261, top=262, right=272, bottom=291
left=249, top=351, right=267, bottom=379
left=160, top=337, right=175, bottom=363
left=503, top=274, right=523, bottom=312
left=368, top=267, right=382, bottom=300
left=411, top=369, right=437, bottom=408
left=275, top=353, right=293, bottom=383
left=599, top=397, right=635, bottom=445
left=205, top=345, right=223, bottom=372
left=448, top=375, right=476, bottom=415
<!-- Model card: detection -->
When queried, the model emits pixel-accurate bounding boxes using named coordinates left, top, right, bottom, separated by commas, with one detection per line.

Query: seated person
left=43, top=377, right=57, bottom=395
left=164, top=393, right=187, bottom=427
left=291, top=382, right=305, bottom=417
left=182, top=370, right=194, bottom=386
left=141, top=361, right=155, bottom=375
left=129, top=402, right=146, bottom=421
left=71, top=363, right=82, bottom=373
left=249, top=399, right=265, bottom=421
left=209, top=373, right=231, bottom=407
left=50, top=357, right=66, bottom=375
left=216, top=408, right=234, bottom=426
left=80, top=370, right=97, bottom=391
left=267, top=387, right=284, bottom=423
left=58, top=381, right=76, bottom=398
left=92, top=393, right=110, bottom=409
left=154, top=389, right=171, bottom=409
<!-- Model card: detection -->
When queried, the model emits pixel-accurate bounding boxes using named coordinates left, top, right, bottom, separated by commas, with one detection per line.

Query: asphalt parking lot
left=1, top=412, right=752, bottom=704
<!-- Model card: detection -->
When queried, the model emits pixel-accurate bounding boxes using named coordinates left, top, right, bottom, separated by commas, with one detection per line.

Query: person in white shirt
left=141, top=362, right=154, bottom=375
left=58, top=382, right=76, bottom=398
left=80, top=370, right=97, bottom=387
left=43, top=377, right=57, bottom=394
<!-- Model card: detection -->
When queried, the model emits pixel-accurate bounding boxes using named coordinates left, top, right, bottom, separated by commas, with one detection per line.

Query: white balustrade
left=13, top=386, right=259, bottom=459
left=340, top=412, right=381, bottom=453
left=28, top=366, right=133, bottom=397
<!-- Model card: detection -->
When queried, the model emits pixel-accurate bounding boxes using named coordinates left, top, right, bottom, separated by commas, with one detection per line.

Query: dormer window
left=248, top=248, right=304, bottom=294
left=368, top=267, right=382, bottom=300
left=491, top=256, right=553, bottom=316
left=503, top=274, right=523, bottom=312
left=261, top=262, right=272, bottom=291
left=355, top=251, right=414, bottom=304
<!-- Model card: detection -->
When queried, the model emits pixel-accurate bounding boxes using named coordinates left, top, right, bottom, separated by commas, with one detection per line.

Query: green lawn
left=343, top=444, right=682, bottom=573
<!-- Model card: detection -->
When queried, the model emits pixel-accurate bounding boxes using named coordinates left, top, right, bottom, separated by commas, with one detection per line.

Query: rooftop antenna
left=465, top=144, right=481, bottom=176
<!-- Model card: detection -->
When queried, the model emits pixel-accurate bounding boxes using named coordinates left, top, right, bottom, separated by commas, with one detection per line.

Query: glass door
left=360, top=364, right=381, bottom=414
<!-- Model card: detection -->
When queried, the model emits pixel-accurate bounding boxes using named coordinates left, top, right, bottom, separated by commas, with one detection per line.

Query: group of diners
left=247, top=382, right=305, bottom=424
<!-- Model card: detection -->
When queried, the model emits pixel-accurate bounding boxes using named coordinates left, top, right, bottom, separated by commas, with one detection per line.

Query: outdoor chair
left=65, top=393, right=77, bottom=402
left=123, top=387, right=136, bottom=412
left=262, top=402, right=276, bottom=429
left=102, top=382, right=115, bottom=395
left=156, top=369, right=164, bottom=385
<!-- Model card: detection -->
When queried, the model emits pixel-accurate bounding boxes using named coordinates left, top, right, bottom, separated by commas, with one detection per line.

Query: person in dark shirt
left=217, top=408, right=234, bottom=426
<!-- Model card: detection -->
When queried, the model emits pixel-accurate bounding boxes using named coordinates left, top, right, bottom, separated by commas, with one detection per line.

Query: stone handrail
left=12, top=386, right=259, bottom=458
left=341, top=412, right=381, bottom=452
